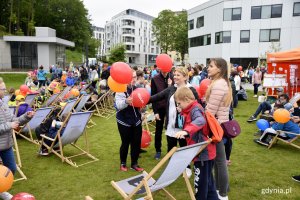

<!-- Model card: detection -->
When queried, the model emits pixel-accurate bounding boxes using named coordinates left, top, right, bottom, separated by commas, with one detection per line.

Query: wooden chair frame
left=268, top=130, right=300, bottom=150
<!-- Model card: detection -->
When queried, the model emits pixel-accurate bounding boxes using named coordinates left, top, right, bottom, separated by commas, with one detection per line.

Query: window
left=188, top=20, right=194, bottom=30
left=294, top=2, right=300, bottom=16
left=259, top=29, right=280, bottom=42
left=189, top=34, right=211, bottom=47
left=240, top=30, right=250, bottom=43
left=196, top=16, right=204, bottom=28
left=215, top=31, right=231, bottom=44
left=251, top=4, right=282, bottom=19
left=223, top=8, right=241, bottom=21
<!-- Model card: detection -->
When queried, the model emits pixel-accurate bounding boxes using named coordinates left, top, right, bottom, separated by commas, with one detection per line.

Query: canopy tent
left=266, top=47, right=300, bottom=97
left=267, top=47, right=300, bottom=63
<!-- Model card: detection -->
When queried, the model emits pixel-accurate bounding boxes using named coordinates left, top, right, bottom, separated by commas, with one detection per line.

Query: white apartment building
left=92, top=26, right=105, bottom=58
left=104, top=9, right=160, bottom=66
left=188, top=0, right=300, bottom=67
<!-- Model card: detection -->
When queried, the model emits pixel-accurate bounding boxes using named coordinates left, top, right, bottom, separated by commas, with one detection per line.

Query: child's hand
left=175, top=131, right=188, bottom=139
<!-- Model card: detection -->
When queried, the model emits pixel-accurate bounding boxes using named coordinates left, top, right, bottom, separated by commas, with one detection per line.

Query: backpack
left=199, top=108, right=224, bottom=143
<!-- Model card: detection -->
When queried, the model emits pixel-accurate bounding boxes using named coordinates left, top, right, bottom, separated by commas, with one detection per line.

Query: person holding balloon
left=114, top=70, right=144, bottom=172
left=0, top=80, right=35, bottom=199
left=149, top=67, right=199, bottom=153
left=254, top=104, right=299, bottom=146
left=205, top=58, right=232, bottom=200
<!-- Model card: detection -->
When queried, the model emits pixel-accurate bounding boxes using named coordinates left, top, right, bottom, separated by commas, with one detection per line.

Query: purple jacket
left=17, top=103, right=33, bottom=117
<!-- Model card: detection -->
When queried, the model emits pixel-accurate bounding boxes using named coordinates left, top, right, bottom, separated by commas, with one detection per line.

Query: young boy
left=174, top=87, right=218, bottom=200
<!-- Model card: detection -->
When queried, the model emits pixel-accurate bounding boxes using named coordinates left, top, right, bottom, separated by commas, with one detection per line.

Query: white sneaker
left=253, top=95, right=258, bottom=98
left=0, top=192, right=13, bottom=200
left=185, top=168, right=192, bottom=178
left=218, top=194, right=229, bottom=200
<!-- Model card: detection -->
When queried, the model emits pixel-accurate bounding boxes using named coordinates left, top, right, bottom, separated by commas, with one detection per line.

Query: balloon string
left=130, top=83, right=138, bottom=118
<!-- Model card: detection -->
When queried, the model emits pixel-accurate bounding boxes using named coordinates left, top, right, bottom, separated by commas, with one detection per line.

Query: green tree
left=152, top=10, right=176, bottom=53
left=173, top=11, right=188, bottom=64
left=88, top=37, right=101, bottom=58
left=108, top=44, right=126, bottom=65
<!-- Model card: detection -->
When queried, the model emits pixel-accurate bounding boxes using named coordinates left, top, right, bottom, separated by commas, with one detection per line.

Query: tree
left=152, top=10, right=176, bottom=53
left=108, top=44, right=126, bottom=65
left=88, top=37, right=101, bottom=58
left=173, top=11, right=188, bottom=64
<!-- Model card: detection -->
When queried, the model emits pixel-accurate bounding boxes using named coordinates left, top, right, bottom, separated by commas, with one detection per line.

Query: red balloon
left=12, top=193, right=36, bottom=200
left=131, top=88, right=150, bottom=108
left=198, top=79, right=211, bottom=99
left=20, top=85, right=29, bottom=94
left=141, top=130, right=151, bottom=148
left=237, top=66, right=243, bottom=72
left=110, top=62, right=133, bottom=84
left=156, top=54, right=172, bottom=72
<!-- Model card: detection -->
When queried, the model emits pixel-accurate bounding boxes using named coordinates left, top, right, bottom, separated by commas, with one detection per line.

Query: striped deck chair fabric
left=24, top=93, right=38, bottom=106
left=111, top=141, right=210, bottom=200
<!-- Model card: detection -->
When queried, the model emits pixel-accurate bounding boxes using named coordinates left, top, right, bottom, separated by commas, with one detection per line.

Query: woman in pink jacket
left=252, top=67, right=262, bottom=97
left=205, top=58, right=232, bottom=200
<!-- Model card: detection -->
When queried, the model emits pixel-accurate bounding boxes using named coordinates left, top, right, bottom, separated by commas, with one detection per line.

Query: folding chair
left=80, top=83, right=91, bottom=93
left=12, top=131, right=27, bottom=182
left=58, top=86, right=72, bottom=99
left=111, top=141, right=211, bottom=200
left=268, top=130, right=300, bottom=150
left=74, top=94, right=96, bottom=128
left=3, top=94, right=11, bottom=104
left=87, top=91, right=115, bottom=119
left=40, top=111, right=98, bottom=167
left=58, top=99, right=78, bottom=120
left=43, top=93, right=60, bottom=107
left=14, top=107, right=53, bottom=145
left=24, top=93, right=38, bottom=107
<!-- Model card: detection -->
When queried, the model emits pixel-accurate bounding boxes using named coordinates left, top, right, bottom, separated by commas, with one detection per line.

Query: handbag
left=221, top=120, right=241, bottom=138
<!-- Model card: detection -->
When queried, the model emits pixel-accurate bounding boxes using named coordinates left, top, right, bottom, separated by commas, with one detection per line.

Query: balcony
left=122, top=19, right=135, bottom=27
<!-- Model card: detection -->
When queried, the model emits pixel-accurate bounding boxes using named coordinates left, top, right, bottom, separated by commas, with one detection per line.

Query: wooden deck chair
left=24, top=93, right=38, bottom=107
left=268, top=130, right=300, bottom=150
left=143, top=112, right=156, bottom=135
left=43, top=93, right=60, bottom=107
left=80, top=83, right=91, bottom=93
left=87, top=91, right=114, bottom=119
left=111, top=141, right=211, bottom=200
left=58, top=99, right=78, bottom=120
left=3, top=94, right=11, bottom=104
left=40, top=111, right=98, bottom=167
left=74, top=94, right=96, bottom=128
left=14, top=107, right=53, bottom=145
left=12, top=131, right=27, bottom=182
left=58, top=86, right=72, bottom=99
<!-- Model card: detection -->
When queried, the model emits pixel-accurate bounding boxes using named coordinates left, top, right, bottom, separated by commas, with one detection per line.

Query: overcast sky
left=83, top=0, right=209, bottom=27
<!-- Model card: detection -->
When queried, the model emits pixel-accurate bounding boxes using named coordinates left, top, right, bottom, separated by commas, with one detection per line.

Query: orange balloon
left=273, top=108, right=290, bottom=123
left=108, top=76, right=127, bottom=92
left=70, top=88, right=79, bottom=97
left=15, top=89, right=21, bottom=96
left=0, top=165, right=14, bottom=192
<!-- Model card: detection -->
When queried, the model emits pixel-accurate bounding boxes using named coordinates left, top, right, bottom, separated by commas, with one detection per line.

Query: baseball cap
left=276, top=88, right=284, bottom=92
left=284, top=103, right=293, bottom=111
left=16, top=95, right=25, bottom=101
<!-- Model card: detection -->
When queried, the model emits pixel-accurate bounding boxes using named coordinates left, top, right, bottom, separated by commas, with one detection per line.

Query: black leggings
left=167, top=135, right=187, bottom=152
left=117, top=123, right=142, bottom=166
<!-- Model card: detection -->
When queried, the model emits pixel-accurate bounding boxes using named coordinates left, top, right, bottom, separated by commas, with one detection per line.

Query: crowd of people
left=0, top=58, right=299, bottom=200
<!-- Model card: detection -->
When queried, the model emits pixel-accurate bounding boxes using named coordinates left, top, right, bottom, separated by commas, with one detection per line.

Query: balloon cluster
left=108, top=62, right=150, bottom=108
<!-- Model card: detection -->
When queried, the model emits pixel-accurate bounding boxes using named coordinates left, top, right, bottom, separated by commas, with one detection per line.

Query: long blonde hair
left=205, top=58, right=232, bottom=107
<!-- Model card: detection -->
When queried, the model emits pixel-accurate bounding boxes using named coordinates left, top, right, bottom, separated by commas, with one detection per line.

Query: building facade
left=92, top=26, right=105, bottom=59
left=0, top=27, right=74, bottom=70
left=188, top=0, right=300, bottom=67
left=104, top=9, right=160, bottom=66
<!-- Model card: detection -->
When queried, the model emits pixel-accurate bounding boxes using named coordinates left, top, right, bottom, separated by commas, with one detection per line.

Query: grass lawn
left=1, top=73, right=299, bottom=200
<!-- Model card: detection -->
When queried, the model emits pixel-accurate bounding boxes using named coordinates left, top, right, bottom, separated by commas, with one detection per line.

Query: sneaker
left=253, top=95, right=258, bottom=98
left=0, top=192, right=13, bottom=200
left=254, top=139, right=269, bottom=146
left=185, top=168, right=192, bottom=178
left=218, top=194, right=229, bottom=200
left=131, top=165, right=144, bottom=172
left=38, top=148, right=49, bottom=156
left=154, top=152, right=161, bottom=160
left=120, top=164, right=128, bottom=172
left=247, top=116, right=257, bottom=122
left=292, top=175, right=300, bottom=183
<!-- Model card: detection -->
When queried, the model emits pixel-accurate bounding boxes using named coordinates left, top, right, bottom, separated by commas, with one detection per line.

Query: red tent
left=267, top=47, right=300, bottom=97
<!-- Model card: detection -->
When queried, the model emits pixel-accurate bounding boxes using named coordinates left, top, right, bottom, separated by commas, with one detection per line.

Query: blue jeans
left=253, top=101, right=272, bottom=118
left=0, top=147, right=17, bottom=174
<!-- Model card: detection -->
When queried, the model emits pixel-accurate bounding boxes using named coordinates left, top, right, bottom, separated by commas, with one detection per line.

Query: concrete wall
left=0, top=40, right=11, bottom=70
